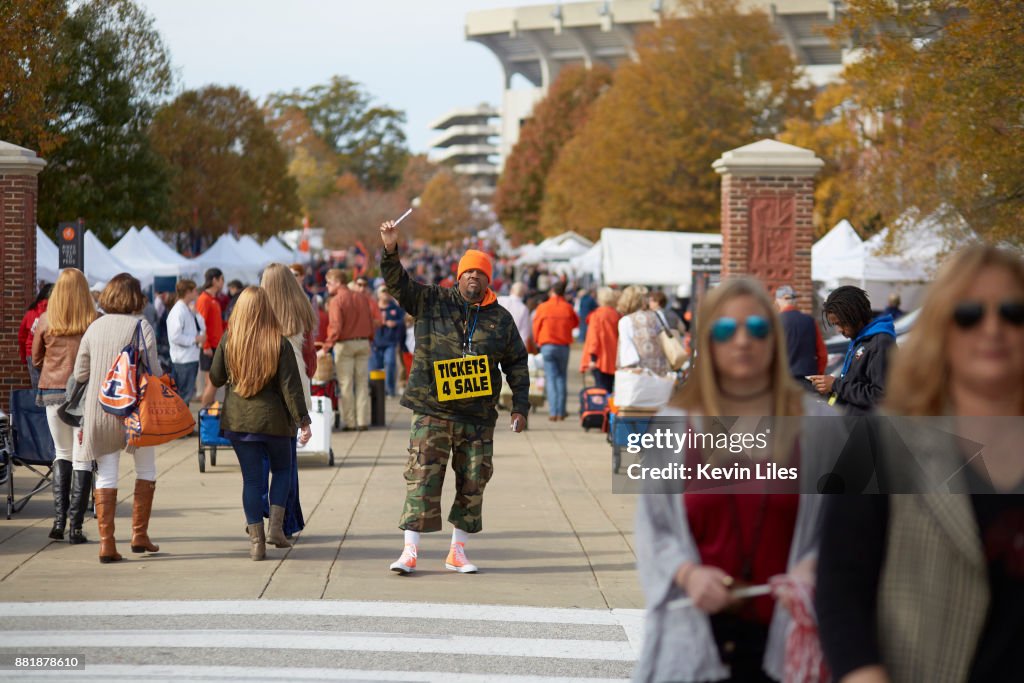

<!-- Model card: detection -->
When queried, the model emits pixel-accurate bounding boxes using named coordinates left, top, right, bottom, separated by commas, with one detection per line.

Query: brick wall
left=1, top=172, right=38, bottom=409
left=720, top=174, right=815, bottom=314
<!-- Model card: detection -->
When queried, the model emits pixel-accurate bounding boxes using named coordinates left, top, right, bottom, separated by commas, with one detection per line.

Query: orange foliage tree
left=539, top=0, right=810, bottom=240
left=494, top=64, right=612, bottom=242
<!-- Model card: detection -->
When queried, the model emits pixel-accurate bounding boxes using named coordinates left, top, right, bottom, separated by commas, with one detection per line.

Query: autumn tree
left=539, top=0, right=810, bottom=239
left=0, top=0, right=67, bottom=154
left=266, top=76, right=410, bottom=192
left=807, top=0, right=1024, bottom=244
left=780, top=82, right=882, bottom=238
left=150, top=86, right=300, bottom=242
left=418, top=169, right=472, bottom=243
left=320, top=186, right=403, bottom=249
left=494, top=64, right=612, bottom=241
left=18, top=0, right=176, bottom=243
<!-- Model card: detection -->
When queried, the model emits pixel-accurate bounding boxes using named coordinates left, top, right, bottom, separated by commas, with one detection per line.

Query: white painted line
left=11, top=664, right=632, bottom=682
left=0, top=600, right=639, bottom=626
left=611, top=608, right=646, bottom=657
left=1, top=630, right=637, bottom=661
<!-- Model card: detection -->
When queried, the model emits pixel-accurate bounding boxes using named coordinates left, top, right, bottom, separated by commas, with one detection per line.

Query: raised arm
left=379, top=220, right=430, bottom=317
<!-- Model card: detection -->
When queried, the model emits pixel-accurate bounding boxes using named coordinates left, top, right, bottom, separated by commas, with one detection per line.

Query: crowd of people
left=16, top=225, right=1023, bottom=681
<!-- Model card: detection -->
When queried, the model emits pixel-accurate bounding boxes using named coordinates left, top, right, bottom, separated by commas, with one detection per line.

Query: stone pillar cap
left=713, top=138, right=823, bottom=177
left=0, top=140, right=47, bottom=175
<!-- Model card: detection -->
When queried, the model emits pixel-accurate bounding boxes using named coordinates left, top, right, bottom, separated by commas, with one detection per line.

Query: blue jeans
left=541, top=344, right=570, bottom=418
left=260, top=438, right=304, bottom=535
left=371, top=344, right=398, bottom=396
left=232, top=438, right=292, bottom=525
left=171, top=361, right=199, bottom=404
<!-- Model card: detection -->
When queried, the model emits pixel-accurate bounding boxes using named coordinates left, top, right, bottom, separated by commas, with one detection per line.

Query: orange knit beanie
left=457, top=249, right=493, bottom=283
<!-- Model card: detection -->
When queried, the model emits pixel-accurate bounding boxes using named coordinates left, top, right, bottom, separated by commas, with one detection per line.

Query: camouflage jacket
left=382, top=247, right=530, bottom=427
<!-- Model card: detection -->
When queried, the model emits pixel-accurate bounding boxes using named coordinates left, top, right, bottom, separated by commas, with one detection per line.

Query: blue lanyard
left=463, top=304, right=481, bottom=356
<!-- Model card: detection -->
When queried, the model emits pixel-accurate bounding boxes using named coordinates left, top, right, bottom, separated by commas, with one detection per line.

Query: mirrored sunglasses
left=710, top=315, right=772, bottom=343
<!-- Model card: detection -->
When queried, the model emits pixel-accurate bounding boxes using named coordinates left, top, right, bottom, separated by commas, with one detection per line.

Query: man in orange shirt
left=319, top=268, right=374, bottom=431
left=532, top=280, right=579, bottom=421
left=195, top=268, right=225, bottom=394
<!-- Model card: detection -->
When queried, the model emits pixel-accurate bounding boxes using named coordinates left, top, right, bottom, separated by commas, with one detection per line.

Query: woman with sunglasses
left=816, top=245, right=1024, bottom=683
left=808, top=286, right=896, bottom=414
left=634, top=278, right=833, bottom=683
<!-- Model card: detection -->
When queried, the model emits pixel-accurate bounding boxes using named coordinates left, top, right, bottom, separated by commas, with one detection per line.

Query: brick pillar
left=712, top=139, right=823, bottom=314
left=0, top=141, right=47, bottom=409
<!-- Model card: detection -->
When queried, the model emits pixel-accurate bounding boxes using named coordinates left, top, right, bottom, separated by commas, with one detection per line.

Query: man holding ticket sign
left=379, top=215, right=529, bottom=575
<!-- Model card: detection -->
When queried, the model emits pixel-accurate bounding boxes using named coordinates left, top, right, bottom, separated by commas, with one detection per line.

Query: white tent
left=812, top=219, right=864, bottom=282
left=515, top=231, right=594, bottom=265
left=136, top=226, right=200, bottom=278
left=191, top=234, right=263, bottom=284
left=236, top=234, right=274, bottom=269
left=111, top=226, right=197, bottom=281
left=566, top=241, right=603, bottom=281
left=84, top=229, right=151, bottom=289
left=36, top=226, right=60, bottom=284
left=262, top=236, right=297, bottom=263
left=600, top=228, right=723, bottom=286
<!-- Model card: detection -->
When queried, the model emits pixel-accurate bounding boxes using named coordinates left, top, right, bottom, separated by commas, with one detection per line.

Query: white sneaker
left=445, top=542, right=478, bottom=573
left=390, top=544, right=417, bottom=574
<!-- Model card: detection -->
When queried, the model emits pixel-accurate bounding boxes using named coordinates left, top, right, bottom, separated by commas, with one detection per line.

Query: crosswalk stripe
left=3, top=629, right=637, bottom=661
left=10, top=664, right=631, bottom=682
left=0, top=600, right=645, bottom=627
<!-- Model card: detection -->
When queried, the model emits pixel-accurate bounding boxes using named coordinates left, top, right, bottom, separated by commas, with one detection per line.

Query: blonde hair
left=617, top=285, right=648, bottom=315
left=885, top=244, right=1024, bottom=416
left=260, top=263, right=317, bottom=337
left=672, top=278, right=804, bottom=417
left=47, top=268, right=98, bottom=336
left=596, top=287, right=617, bottom=307
left=225, top=287, right=283, bottom=398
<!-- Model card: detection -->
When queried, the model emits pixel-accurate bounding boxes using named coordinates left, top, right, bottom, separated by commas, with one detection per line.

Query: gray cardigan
left=632, top=397, right=843, bottom=683
left=73, top=314, right=162, bottom=461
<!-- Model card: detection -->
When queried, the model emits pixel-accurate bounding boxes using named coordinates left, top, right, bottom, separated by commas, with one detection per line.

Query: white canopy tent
left=191, top=234, right=263, bottom=285
left=514, top=231, right=594, bottom=265
left=813, top=210, right=976, bottom=310
left=135, top=226, right=201, bottom=280
left=565, top=241, right=602, bottom=281
left=111, top=227, right=198, bottom=282
left=36, top=226, right=60, bottom=284
left=236, top=235, right=274, bottom=269
left=600, top=228, right=723, bottom=286
left=262, top=236, right=298, bottom=263
left=84, top=229, right=151, bottom=289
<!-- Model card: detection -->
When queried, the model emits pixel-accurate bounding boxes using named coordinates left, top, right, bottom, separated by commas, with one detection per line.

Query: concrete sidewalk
left=0, top=363, right=641, bottom=610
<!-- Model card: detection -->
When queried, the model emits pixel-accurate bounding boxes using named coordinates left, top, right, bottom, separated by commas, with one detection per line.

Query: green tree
left=817, top=0, right=1024, bottom=244
left=539, top=0, right=810, bottom=240
left=0, top=0, right=68, bottom=155
left=494, top=64, right=612, bottom=242
left=35, top=0, right=175, bottom=243
left=150, top=85, right=300, bottom=242
left=266, top=75, right=410, bottom=191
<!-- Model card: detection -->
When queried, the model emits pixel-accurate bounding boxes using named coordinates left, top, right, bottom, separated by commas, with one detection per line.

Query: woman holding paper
left=633, top=277, right=834, bottom=683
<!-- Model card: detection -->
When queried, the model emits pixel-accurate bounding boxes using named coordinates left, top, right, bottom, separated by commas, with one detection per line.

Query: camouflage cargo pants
left=399, top=413, right=494, bottom=533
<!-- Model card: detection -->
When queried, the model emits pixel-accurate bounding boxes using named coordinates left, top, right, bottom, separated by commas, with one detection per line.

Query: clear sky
left=139, top=0, right=521, bottom=154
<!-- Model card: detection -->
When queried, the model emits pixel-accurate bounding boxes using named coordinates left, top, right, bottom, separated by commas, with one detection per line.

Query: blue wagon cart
left=197, top=406, right=232, bottom=473
left=608, top=409, right=657, bottom=475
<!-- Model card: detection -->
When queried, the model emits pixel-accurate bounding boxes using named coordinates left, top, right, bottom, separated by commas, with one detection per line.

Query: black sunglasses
left=952, top=300, right=1024, bottom=329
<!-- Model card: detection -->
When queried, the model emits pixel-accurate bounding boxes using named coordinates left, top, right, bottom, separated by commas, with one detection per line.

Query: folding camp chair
left=5, top=389, right=56, bottom=519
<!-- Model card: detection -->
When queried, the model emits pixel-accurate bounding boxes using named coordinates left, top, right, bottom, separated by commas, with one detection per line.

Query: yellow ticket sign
left=434, top=355, right=492, bottom=401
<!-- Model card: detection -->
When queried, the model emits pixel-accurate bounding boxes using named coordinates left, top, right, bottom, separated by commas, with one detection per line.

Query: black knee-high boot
left=67, top=468, right=93, bottom=544
left=49, top=459, right=72, bottom=540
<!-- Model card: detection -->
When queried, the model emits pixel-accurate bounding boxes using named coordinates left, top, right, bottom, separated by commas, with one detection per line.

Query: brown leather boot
left=94, top=488, right=122, bottom=564
left=130, top=479, right=160, bottom=553
left=267, top=505, right=292, bottom=548
left=247, top=522, right=266, bottom=561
